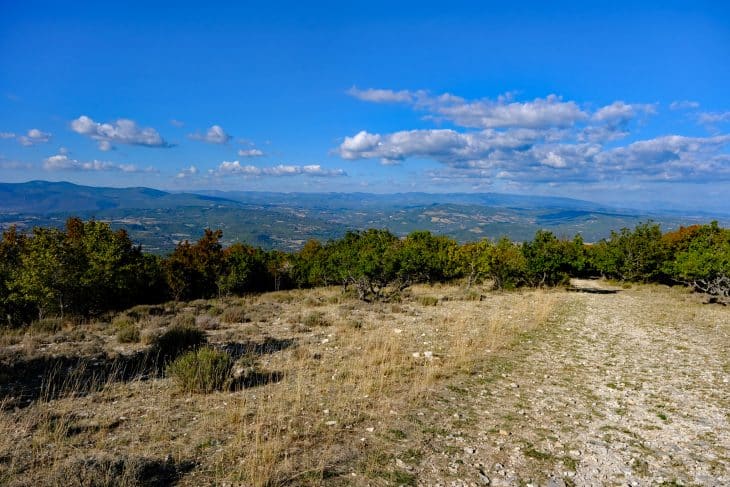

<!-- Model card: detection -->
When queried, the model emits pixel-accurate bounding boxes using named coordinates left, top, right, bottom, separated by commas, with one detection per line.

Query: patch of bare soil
left=411, top=280, right=730, bottom=486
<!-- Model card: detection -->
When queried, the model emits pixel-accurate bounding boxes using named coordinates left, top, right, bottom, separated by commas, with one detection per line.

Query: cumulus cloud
left=337, top=128, right=730, bottom=184
left=596, top=135, right=730, bottom=180
left=43, top=153, right=157, bottom=173
left=592, top=101, right=655, bottom=124
left=214, top=161, right=345, bottom=177
left=341, top=87, right=730, bottom=185
left=579, top=102, right=656, bottom=142
left=347, top=88, right=588, bottom=129
left=237, top=148, right=265, bottom=157
left=339, top=129, right=541, bottom=165
left=18, top=128, right=51, bottom=146
left=188, top=125, right=232, bottom=144
left=427, top=94, right=588, bottom=129
left=176, top=165, right=198, bottom=178
left=71, top=115, right=171, bottom=149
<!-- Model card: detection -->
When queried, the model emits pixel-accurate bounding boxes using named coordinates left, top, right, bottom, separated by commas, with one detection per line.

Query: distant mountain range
left=0, top=181, right=726, bottom=254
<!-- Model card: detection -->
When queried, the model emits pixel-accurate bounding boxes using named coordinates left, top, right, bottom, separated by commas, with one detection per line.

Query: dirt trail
left=414, top=281, right=730, bottom=486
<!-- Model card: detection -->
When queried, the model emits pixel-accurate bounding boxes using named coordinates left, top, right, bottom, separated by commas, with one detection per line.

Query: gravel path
left=414, top=282, right=730, bottom=486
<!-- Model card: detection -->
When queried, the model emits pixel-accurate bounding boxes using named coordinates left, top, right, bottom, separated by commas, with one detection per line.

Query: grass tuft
left=167, top=347, right=233, bottom=393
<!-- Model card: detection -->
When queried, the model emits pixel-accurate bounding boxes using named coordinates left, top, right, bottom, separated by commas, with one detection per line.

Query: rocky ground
left=1, top=281, right=727, bottom=486
left=410, top=280, right=730, bottom=486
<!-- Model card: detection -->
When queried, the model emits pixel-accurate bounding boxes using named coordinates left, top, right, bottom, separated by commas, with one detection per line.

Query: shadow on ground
left=0, top=337, right=294, bottom=409
left=567, top=286, right=619, bottom=294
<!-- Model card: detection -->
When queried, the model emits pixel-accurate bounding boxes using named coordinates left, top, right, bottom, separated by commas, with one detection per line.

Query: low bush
left=152, top=324, right=206, bottom=363
left=51, top=454, right=188, bottom=487
left=303, top=311, right=330, bottom=327
left=195, top=314, right=220, bottom=330
left=170, top=313, right=196, bottom=328
left=166, top=347, right=233, bottom=393
left=112, top=315, right=135, bottom=328
left=417, top=296, right=439, bottom=306
left=116, top=322, right=140, bottom=343
left=220, top=306, right=247, bottom=324
left=125, top=304, right=166, bottom=320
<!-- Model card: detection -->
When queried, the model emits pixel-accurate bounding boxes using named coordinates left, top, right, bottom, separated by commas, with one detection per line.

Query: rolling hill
left=0, top=181, right=726, bottom=253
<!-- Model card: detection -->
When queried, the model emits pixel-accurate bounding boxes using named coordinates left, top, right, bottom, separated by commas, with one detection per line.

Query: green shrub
left=116, top=322, right=140, bottom=343
left=170, top=313, right=196, bottom=328
left=220, top=306, right=247, bottom=324
left=112, top=315, right=135, bottom=328
left=303, top=311, right=330, bottom=327
left=166, top=347, right=233, bottom=393
left=125, top=304, right=166, bottom=320
left=152, top=324, right=206, bottom=362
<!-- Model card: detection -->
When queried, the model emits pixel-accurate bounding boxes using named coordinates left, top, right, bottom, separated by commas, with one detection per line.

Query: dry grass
left=0, top=283, right=562, bottom=486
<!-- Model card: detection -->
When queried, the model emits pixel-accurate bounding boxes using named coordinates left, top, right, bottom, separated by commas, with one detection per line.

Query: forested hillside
left=1, top=218, right=728, bottom=327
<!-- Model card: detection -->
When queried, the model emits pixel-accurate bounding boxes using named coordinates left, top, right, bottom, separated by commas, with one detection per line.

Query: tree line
left=1, top=217, right=728, bottom=327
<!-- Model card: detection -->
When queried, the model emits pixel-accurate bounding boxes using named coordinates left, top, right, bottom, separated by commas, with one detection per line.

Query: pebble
left=477, top=469, right=491, bottom=485
left=546, top=477, right=566, bottom=487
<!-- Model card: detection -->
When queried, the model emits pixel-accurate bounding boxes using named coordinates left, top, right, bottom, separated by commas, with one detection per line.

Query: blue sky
left=1, top=1, right=730, bottom=212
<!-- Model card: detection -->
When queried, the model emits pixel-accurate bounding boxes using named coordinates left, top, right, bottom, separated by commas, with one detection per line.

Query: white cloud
left=71, top=115, right=171, bottom=148
left=338, top=128, right=542, bottom=165
left=189, top=125, right=232, bottom=144
left=596, top=135, right=730, bottom=181
left=578, top=102, right=656, bottom=142
left=337, top=128, right=730, bottom=184
left=431, top=94, right=588, bottom=129
left=348, top=88, right=589, bottom=129
left=346, top=86, right=415, bottom=103
left=214, top=161, right=345, bottom=177
left=670, top=100, right=700, bottom=110
left=170, top=119, right=185, bottom=127
left=18, top=128, right=51, bottom=146
left=592, top=101, right=655, bottom=124
left=0, top=132, right=16, bottom=139
left=698, top=111, right=730, bottom=125
left=217, top=160, right=262, bottom=175
left=341, top=87, right=730, bottom=186
left=97, top=140, right=113, bottom=151
left=237, top=148, right=265, bottom=157
left=43, top=153, right=157, bottom=173
left=176, top=165, right=198, bottom=178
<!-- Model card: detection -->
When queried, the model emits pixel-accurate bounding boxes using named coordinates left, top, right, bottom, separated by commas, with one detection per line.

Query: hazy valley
left=2, top=181, right=726, bottom=253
